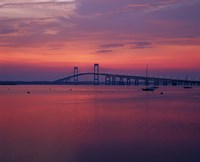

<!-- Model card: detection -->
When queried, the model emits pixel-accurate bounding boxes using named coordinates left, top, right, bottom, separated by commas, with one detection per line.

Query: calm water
left=0, top=85, right=200, bottom=162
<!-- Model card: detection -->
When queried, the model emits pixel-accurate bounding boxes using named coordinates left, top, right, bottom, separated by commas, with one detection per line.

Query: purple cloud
left=129, top=41, right=153, bottom=49
left=100, top=43, right=124, bottom=49
left=96, top=50, right=113, bottom=53
left=0, top=0, right=77, bottom=19
left=0, top=0, right=200, bottom=50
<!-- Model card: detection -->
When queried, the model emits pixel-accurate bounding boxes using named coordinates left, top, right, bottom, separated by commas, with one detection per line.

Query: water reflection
left=0, top=86, right=200, bottom=162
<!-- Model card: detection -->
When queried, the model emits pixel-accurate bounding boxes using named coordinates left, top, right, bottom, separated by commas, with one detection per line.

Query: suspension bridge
left=54, top=64, right=200, bottom=86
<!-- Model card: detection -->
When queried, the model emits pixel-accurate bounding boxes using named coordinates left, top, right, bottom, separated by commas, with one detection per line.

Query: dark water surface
left=0, top=85, right=200, bottom=162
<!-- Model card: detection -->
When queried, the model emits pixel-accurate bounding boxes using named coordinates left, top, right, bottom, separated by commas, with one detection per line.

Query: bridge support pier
left=178, top=81, right=183, bottom=86
left=155, top=80, right=159, bottom=86
left=119, top=77, right=124, bottom=85
left=127, top=78, right=131, bottom=85
left=94, top=64, right=99, bottom=85
left=145, top=79, right=149, bottom=86
left=191, top=82, right=195, bottom=86
left=73, top=67, right=78, bottom=84
left=172, top=80, right=177, bottom=86
left=135, top=79, right=139, bottom=85
left=105, top=75, right=111, bottom=85
left=163, top=81, right=168, bottom=86
left=112, top=77, right=116, bottom=85
left=184, top=81, right=189, bottom=86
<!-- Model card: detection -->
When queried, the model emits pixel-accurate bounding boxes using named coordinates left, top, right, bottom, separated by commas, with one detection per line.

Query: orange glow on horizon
left=1, top=44, right=199, bottom=71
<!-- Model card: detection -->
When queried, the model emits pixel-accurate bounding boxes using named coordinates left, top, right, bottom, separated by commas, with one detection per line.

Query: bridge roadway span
left=54, top=72, right=200, bottom=86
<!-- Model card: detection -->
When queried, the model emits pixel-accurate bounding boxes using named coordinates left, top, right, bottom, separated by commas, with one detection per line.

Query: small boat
left=153, top=86, right=159, bottom=89
left=183, top=86, right=192, bottom=89
left=142, top=65, right=155, bottom=92
left=183, top=75, right=192, bottom=89
left=142, top=87, right=155, bottom=91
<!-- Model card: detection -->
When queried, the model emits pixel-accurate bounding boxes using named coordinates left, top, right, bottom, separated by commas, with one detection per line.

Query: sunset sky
left=0, top=0, right=200, bottom=81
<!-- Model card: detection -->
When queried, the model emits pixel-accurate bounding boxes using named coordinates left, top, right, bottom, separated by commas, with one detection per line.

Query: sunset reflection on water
left=0, top=86, right=200, bottom=162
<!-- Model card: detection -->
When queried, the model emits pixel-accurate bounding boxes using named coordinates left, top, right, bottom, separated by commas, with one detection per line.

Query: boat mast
left=146, top=64, right=148, bottom=79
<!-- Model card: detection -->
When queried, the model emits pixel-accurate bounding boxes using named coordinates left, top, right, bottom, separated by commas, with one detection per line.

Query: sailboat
left=142, top=86, right=155, bottom=91
left=142, top=65, right=155, bottom=91
left=183, top=86, right=192, bottom=89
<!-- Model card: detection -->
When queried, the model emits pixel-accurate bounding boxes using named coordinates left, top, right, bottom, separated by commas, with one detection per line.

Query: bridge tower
left=94, top=64, right=99, bottom=85
left=74, top=67, right=78, bottom=84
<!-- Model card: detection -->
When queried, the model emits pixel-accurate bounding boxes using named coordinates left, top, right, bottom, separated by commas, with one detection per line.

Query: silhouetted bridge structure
left=54, top=64, right=200, bottom=86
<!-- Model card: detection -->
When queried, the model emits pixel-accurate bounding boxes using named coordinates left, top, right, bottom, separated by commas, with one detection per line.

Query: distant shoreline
left=0, top=81, right=54, bottom=85
left=0, top=81, right=101, bottom=85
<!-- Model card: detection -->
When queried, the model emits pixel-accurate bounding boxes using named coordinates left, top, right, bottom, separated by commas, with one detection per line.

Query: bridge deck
left=54, top=72, right=200, bottom=84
